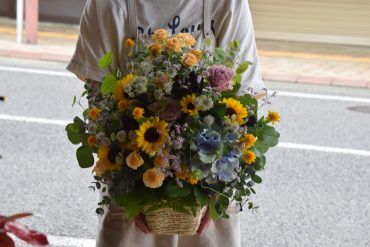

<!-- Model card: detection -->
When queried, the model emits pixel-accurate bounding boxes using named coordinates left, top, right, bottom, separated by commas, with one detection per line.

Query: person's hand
left=197, top=207, right=211, bottom=234
left=134, top=213, right=150, bottom=234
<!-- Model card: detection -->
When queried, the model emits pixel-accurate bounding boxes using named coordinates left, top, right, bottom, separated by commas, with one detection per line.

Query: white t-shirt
left=67, top=0, right=264, bottom=93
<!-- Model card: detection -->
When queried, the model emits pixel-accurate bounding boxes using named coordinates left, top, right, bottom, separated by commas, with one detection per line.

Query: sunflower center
left=226, top=108, right=236, bottom=117
left=144, top=127, right=161, bottom=143
left=187, top=103, right=195, bottom=110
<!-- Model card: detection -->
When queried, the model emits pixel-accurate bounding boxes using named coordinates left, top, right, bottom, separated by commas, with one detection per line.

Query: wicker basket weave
left=145, top=206, right=207, bottom=235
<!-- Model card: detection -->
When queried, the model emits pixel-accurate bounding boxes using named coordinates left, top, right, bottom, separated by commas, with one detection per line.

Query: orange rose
left=166, top=37, right=181, bottom=52
left=118, top=99, right=130, bottom=111
left=143, top=168, right=165, bottom=188
left=176, top=33, right=196, bottom=47
left=126, top=151, right=144, bottom=170
left=182, top=53, right=198, bottom=66
left=149, top=43, right=163, bottom=56
left=152, top=29, right=169, bottom=42
left=94, top=159, right=106, bottom=177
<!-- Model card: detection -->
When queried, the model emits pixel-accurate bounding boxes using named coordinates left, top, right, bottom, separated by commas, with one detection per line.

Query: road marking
left=1, top=65, right=370, bottom=103
left=278, top=142, right=370, bottom=157
left=1, top=114, right=370, bottom=157
left=0, top=65, right=74, bottom=77
left=276, top=91, right=370, bottom=104
left=0, top=114, right=69, bottom=126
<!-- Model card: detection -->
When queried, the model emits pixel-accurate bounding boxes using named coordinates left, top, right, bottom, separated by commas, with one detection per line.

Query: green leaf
left=239, top=94, right=258, bottom=114
left=98, top=52, right=113, bottom=69
left=232, top=74, right=242, bottom=93
left=115, top=193, right=144, bottom=218
left=252, top=139, right=269, bottom=155
left=210, top=103, right=226, bottom=119
left=236, top=61, right=252, bottom=74
left=214, top=48, right=226, bottom=62
left=251, top=173, right=262, bottom=184
left=257, top=126, right=280, bottom=148
left=204, top=38, right=212, bottom=47
left=228, top=42, right=235, bottom=49
left=100, top=74, right=117, bottom=94
left=65, top=122, right=84, bottom=145
left=72, top=96, right=77, bottom=107
left=165, top=180, right=193, bottom=198
left=209, top=197, right=219, bottom=220
left=76, top=146, right=94, bottom=168
left=234, top=40, right=240, bottom=48
left=194, top=187, right=209, bottom=207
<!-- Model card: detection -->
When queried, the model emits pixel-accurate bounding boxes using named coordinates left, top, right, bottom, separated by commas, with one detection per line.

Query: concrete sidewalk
left=0, top=17, right=370, bottom=88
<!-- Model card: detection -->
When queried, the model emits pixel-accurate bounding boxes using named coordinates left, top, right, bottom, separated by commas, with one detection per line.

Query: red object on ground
left=0, top=214, right=49, bottom=246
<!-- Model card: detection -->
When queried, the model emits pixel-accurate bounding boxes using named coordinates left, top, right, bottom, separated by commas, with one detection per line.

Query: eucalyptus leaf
left=194, top=187, right=209, bottom=207
left=236, top=61, right=252, bottom=74
left=257, top=126, right=280, bottom=148
left=251, top=173, right=262, bottom=184
left=209, top=197, right=219, bottom=220
left=72, top=96, right=77, bottom=107
left=165, top=180, right=192, bottom=198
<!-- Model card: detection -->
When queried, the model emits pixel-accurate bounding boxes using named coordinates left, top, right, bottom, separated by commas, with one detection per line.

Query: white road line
left=276, top=91, right=370, bottom=104
left=278, top=142, right=370, bottom=157
left=1, top=65, right=370, bottom=103
left=1, top=114, right=370, bottom=157
left=0, top=114, right=69, bottom=126
left=0, top=65, right=73, bottom=77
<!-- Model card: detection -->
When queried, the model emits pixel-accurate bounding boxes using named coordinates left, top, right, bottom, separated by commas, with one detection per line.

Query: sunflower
left=180, top=94, right=199, bottom=116
left=221, top=98, right=248, bottom=124
left=136, top=117, right=169, bottom=155
left=98, top=146, right=109, bottom=160
left=132, top=107, right=145, bottom=120
left=267, top=111, right=280, bottom=125
left=112, top=74, right=135, bottom=101
left=243, top=150, right=256, bottom=165
left=240, top=134, right=256, bottom=150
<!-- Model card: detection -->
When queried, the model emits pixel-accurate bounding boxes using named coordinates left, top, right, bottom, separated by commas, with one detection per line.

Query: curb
left=0, top=48, right=71, bottom=63
left=262, top=72, right=370, bottom=89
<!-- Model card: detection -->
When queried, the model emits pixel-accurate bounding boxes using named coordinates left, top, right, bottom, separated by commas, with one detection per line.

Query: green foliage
left=76, top=146, right=94, bottom=168
left=65, top=117, right=85, bottom=145
left=98, top=52, right=113, bottom=69
left=236, top=61, right=252, bottom=74
left=209, top=197, right=219, bottom=220
left=115, top=192, right=145, bottom=218
left=210, top=103, right=226, bottom=119
left=100, top=74, right=117, bottom=94
left=214, top=48, right=226, bottom=62
left=165, top=180, right=192, bottom=198
left=251, top=174, right=262, bottom=184
left=257, top=126, right=280, bottom=148
left=194, top=186, right=209, bottom=207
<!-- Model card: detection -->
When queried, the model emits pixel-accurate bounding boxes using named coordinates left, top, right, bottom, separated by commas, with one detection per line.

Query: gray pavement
left=0, top=58, right=369, bottom=246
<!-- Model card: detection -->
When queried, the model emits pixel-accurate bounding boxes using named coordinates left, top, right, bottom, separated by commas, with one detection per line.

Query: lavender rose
left=208, top=65, right=235, bottom=92
left=148, top=98, right=182, bottom=122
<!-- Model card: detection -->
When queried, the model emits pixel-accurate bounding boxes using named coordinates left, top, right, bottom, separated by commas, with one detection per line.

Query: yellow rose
left=176, top=33, right=196, bottom=47
left=166, top=37, right=181, bottom=52
left=154, top=153, right=169, bottom=167
left=182, top=53, right=198, bottom=66
left=126, top=151, right=144, bottom=170
left=149, top=43, right=163, bottom=56
left=143, top=168, right=165, bottom=188
left=89, top=108, right=101, bottom=121
left=87, top=135, right=97, bottom=147
left=124, top=38, right=135, bottom=48
left=190, top=49, right=203, bottom=59
left=152, top=29, right=169, bottom=42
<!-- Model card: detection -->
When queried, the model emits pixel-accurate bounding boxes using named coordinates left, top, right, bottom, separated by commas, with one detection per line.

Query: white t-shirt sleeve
left=66, top=0, right=124, bottom=82
left=216, top=0, right=265, bottom=92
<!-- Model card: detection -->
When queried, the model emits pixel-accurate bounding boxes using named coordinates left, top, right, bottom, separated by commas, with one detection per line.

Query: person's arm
left=216, top=0, right=266, bottom=95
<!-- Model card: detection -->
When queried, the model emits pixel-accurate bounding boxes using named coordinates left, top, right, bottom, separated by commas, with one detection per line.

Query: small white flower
left=115, top=155, right=124, bottom=165
left=87, top=123, right=97, bottom=133
left=230, top=123, right=240, bottom=132
left=154, top=89, right=164, bottom=100
left=203, top=115, right=215, bottom=126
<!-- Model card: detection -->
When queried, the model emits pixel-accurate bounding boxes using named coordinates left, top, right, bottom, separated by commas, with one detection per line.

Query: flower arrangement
left=66, top=29, right=280, bottom=234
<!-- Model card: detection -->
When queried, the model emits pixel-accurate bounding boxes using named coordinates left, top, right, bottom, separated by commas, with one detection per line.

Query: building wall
left=0, top=0, right=86, bottom=24
left=250, top=0, right=370, bottom=46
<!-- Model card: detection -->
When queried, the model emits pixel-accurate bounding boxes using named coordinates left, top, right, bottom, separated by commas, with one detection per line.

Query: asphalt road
left=0, top=57, right=369, bottom=247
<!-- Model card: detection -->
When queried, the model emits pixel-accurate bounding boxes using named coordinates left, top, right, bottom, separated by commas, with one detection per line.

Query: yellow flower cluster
left=94, top=147, right=122, bottom=176
left=176, top=170, right=199, bottom=185
left=267, top=111, right=280, bottom=125
left=112, top=74, right=135, bottom=101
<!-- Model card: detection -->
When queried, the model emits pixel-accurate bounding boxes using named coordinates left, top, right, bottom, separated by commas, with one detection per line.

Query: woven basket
left=145, top=206, right=206, bottom=235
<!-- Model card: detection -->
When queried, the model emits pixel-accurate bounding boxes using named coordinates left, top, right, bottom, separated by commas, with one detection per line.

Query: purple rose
left=148, top=98, right=182, bottom=122
left=208, top=65, right=235, bottom=92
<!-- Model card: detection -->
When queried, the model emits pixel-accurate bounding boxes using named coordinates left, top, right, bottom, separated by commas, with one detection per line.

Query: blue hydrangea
left=212, top=150, right=240, bottom=182
left=195, top=129, right=222, bottom=155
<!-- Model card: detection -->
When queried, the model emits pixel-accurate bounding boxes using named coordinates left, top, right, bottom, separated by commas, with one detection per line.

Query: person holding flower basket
left=66, top=0, right=280, bottom=246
